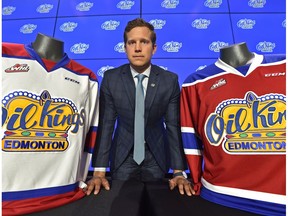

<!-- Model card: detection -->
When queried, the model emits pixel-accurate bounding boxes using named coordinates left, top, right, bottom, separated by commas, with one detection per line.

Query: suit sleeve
left=180, top=83, right=203, bottom=194
left=165, top=74, right=187, bottom=171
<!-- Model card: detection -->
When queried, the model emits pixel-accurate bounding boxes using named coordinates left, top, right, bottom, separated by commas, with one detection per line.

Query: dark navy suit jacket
left=92, top=64, right=186, bottom=173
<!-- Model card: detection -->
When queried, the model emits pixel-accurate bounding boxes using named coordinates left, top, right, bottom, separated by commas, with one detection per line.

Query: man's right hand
left=85, top=171, right=110, bottom=195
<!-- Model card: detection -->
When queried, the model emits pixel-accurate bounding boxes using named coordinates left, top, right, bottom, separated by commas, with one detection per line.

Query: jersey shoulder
left=262, top=54, right=286, bottom=64
left=182, top=63, right=222, bottom=85
left=64, top=59, right=98, bottom=82
left=2, top=42, right=31, bottom=58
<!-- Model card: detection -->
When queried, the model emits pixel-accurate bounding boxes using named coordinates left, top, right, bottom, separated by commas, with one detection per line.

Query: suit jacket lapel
left=121, top=65, right=136, bottom=110
left=145, top=65, right=159, bottom=122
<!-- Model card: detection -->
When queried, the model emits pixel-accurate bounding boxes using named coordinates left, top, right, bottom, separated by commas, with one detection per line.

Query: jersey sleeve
left=180, top=83, right=203, bottom=194
left=65, top=59, right=99, bottom=180
left=84, top=78, right=99, bottom=154
left=78, top=78, right=99, bottom=181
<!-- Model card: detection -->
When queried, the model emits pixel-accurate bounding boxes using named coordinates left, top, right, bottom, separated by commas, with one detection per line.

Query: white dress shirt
left=131, top=65, right=151, bottom=97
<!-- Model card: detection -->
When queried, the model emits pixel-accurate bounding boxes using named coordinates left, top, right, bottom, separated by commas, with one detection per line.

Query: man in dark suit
left=86, top=18, right=194, bottom=196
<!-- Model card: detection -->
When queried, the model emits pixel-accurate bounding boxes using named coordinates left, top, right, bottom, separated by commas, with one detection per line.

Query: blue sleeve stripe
left=182, top=132, right=202, bottom=150
left=90, top=126, right=98, bottom=132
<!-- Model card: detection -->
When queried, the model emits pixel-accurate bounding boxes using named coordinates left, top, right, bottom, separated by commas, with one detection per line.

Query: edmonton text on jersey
left=2, top=140, right=68, bottom=152
left=224, top=141, right=286, bottom=154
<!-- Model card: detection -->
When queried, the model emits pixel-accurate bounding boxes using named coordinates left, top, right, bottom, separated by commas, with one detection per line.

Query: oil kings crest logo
left=204, top=0, right=222, bottom=8
left=149, top=19, right=166, bottom=29
left=97, top=65, right=114, bottom=77
left=205, top=92, right=286, bottom=155
left=2, top=90, right=85, bottom=152
left=256, top=41, right=275, bottom=53
left=2, top=6, right=16, bottom=15
left=248, top=0, right=266, bottom=8
left=70, top=43, right=89, bottom=54
left=192, top=19, right=211, bottom=29
left=209, top=41, right=228, bottom=52
left=20, top=24, right=37, bottom=34
left=162, top=41, right=182, bottom=52
left=60, top=22, right=78, bottom=32
left=237, top=19, right=256, bottom=29
left=161, top=0, right=179, bottom=9
left=101, top=20, right=120, bottom=30
left=282, top=19, right=286, bottom=28
left=36, top=4, right=53, bottom=13
left=116, top=0, right=135, bottom=10
left=114, top=42, right=125, bottom=53
left=76, top=2, right=94, bottom=11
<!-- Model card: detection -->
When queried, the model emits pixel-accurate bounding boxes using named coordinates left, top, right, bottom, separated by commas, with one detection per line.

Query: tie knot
left=136, top=74, right=145, bottom=82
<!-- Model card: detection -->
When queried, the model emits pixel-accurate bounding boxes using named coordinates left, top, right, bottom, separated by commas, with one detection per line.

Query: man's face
left=125, top=26, right=157, bottom=73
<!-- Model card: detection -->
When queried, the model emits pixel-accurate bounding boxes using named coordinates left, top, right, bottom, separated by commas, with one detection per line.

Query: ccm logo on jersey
left=5, top=64, right=30, bottom=73
left=264, top=72, right=285, bottom=77
left=65, top=77, right=80, bottom=84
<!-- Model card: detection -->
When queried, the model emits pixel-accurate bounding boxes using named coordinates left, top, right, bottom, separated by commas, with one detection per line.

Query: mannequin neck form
left=32, top=33, right=64, bottom=62
left=219, top=42, right=254, bottom=68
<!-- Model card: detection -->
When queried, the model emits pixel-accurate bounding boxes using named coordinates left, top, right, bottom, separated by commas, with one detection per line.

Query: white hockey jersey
left=2, top=42, right=99, bottom=215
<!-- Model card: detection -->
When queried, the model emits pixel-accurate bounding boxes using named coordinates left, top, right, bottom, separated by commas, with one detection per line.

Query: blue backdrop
left=2, top=0, right=286, bottom=171
left=2, top=0, right=285, bottom=85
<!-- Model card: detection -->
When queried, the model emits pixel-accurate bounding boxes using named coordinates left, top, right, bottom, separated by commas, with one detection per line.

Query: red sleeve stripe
left=84, top=126, right=97, bottom=153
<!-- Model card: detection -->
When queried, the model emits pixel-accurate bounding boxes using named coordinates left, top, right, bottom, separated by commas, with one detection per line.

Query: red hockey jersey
left=180, top=53, right=286, bottom=215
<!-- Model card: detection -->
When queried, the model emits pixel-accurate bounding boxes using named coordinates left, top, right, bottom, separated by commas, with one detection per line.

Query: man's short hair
left=124, top=18, right=156, bottom=45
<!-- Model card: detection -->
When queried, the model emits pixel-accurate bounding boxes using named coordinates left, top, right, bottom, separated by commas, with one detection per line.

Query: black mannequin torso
left=32, top=33, right=64, bottom=62
left=219, top=42, right=254, bottom=68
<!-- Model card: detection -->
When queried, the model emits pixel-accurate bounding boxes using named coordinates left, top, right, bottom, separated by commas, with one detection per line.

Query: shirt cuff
left=93, top=167, right=106, bottom=172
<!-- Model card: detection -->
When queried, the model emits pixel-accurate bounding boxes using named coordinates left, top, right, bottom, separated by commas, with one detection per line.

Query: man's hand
left=85, top=171, right=110, bottom=195
left=169, top=176, right=195, bottom=196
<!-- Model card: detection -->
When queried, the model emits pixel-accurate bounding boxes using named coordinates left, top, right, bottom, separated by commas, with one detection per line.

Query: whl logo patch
left=5, top=64, right=30, bottom=73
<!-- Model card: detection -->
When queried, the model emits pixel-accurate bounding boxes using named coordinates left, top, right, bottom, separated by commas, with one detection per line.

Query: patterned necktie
left=133, top=74, right=145, bottom=165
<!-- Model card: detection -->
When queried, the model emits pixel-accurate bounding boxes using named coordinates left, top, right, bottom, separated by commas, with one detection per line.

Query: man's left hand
left=169, top=176, right=195, bottom=196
